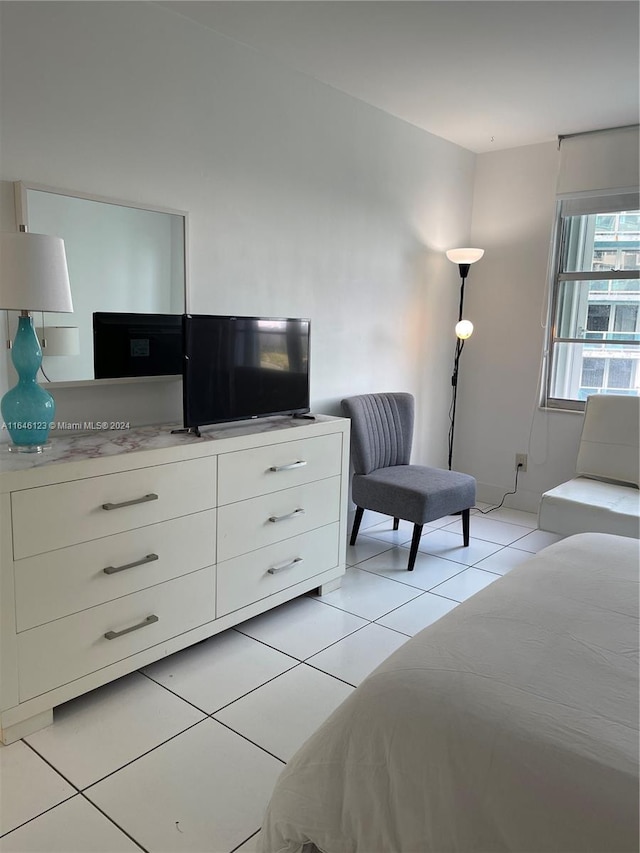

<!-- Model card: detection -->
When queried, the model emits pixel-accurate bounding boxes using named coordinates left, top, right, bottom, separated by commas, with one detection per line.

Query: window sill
left=539, top=403, right=585, bottom=414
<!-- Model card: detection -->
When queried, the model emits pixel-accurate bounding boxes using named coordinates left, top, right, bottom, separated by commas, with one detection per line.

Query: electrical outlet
left=515, top=453, right=528, bottom=473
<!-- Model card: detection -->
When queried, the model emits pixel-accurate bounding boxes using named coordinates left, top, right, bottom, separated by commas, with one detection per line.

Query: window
left=545, top=192, right=640, bottom=409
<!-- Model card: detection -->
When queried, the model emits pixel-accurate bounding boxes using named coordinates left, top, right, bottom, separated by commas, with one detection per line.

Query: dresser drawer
left=217, top=523, right=340, bottom=616
left=15, top=510, right=216, bottom=632
left=12, top=457, right=217, bottom=559
left=217, top=476, right=341, bottom=562
left=17, top=567, right=215, bottom=701
left=217, top=432, right=342, bottom=505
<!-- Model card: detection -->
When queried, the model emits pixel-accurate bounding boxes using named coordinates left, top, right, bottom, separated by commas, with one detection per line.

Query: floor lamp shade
left=445, top=248, right=485, bottom=265
left=0, top=232, right=74, bottom=451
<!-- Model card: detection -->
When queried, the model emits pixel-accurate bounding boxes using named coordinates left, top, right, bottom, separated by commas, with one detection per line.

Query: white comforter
left=260, top=533, right=639, bottom=853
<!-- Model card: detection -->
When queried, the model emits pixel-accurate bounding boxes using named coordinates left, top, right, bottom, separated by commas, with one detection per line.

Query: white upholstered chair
left=538, top=394, right=640, bottom=539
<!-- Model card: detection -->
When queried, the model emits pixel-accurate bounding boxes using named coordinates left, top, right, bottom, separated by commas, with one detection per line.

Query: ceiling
left=161, top=1, right=639, bottom=153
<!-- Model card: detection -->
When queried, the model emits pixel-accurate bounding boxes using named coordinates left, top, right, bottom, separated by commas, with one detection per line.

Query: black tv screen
left=93, top=312, right=182, bottom=379
left=182, top=314, right=310, bottom=429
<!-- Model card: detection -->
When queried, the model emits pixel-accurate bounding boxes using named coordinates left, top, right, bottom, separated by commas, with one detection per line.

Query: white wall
left=0, top=1, right=475, bottom=464
left=455, top=141, right=585, bottom=511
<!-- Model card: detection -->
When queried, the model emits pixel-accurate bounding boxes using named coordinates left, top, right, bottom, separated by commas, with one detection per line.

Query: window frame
left=544, top=190, right=640, bottom=411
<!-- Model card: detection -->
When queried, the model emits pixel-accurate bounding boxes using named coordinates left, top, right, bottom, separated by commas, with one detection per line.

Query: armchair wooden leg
left=407, top=524, right=423, bottom=571
left=350, top=507, right=365, bottom=546
left=462, top=508, right=470, bottom=546
left=393, top=518, right=400, bottom=531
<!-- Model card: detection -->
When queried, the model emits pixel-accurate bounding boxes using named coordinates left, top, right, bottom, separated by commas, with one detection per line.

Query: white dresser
left=0, top=415, right=349, bottom=744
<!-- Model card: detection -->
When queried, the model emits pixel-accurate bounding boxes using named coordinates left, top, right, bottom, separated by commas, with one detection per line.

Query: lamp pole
left=445, top=248, right=483, bottom=470
left=448, top=270, right=467, bottom=471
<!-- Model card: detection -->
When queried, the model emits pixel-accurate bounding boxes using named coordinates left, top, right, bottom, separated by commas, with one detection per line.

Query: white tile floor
left=0, top=507, right=562, bottom=853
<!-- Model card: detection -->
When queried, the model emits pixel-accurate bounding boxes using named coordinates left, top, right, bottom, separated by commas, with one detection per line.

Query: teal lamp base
left=1, top=315, right=55, bottom=453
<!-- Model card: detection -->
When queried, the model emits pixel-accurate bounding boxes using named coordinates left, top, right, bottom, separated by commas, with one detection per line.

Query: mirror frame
left=13, top=180, right=189, bottom=388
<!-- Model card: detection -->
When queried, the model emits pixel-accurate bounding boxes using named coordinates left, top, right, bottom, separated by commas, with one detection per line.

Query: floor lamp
left=445, top=247, right=484, bottom=470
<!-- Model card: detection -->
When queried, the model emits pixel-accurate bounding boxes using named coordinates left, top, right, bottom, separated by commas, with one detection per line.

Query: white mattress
left=260, top=533, right=640, bottom=853
left=538, top=476, right=640, bottom=538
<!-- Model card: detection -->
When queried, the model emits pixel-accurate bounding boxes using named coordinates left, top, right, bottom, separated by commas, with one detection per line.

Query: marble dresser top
left=0, top=415, right=337, bottom=474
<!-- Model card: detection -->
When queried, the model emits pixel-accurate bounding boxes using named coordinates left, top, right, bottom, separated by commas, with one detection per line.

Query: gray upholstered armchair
left=341, top=392, right=476, bottom=571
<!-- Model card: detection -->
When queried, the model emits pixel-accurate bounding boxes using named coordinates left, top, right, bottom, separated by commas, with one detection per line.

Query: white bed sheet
left=260, top=533, right=639, bottom=853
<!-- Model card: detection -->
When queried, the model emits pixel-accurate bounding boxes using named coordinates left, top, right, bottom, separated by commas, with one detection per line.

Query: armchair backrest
left=576, top=394, right=640, bottom=487
left=341, top=392, right=414, bottom=474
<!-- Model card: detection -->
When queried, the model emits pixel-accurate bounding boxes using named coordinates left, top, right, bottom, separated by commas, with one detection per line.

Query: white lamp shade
left=455, top=319, right=474, bottom=340
left=37, top=325, right=80, bottom=356
left=0, top=232, right=73, bottom=312
left=446, top=248, right=485, bottom=265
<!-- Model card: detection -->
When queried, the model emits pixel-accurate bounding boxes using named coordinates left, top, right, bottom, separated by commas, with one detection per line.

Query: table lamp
left=0, top=231, right=73, bottom=452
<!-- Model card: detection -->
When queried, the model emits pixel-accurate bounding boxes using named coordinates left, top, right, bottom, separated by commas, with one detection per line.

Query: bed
left=260, top=533, right=639, bottom=853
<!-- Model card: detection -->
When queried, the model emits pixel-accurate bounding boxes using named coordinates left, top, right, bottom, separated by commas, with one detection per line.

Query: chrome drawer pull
left=102, top=493, right=158, bottom=511
left=269, top=460, right=307, bottom=472
left=104, top=614, right=159, bottom=640
left=268, top=508, right=305, bottom=523
left=268, top=557, right=303, bottom=575
left=103, top=554, right=159, bottom=575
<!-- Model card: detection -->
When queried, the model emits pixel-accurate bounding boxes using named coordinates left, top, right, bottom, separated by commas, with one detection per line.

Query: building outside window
left=546, top=195, right=640, bottom=409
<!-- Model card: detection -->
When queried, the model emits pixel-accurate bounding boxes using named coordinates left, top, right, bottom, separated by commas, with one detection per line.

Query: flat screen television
left=93, top=312, right=183, bottom=379
left=182, top=314, right=310, bottom=430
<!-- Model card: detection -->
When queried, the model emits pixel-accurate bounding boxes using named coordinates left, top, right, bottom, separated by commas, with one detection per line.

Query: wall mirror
left=14, top=181, right=187, bottom=385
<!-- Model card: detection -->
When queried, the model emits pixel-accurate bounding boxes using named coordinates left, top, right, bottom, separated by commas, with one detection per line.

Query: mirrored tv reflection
left=183, top=315, right=310, bottom=428
left=93, top=312, right=183, bottom=379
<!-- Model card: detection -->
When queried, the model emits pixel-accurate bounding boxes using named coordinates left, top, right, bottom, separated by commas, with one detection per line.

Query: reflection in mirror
left=16, top=182, right=186, bottom=383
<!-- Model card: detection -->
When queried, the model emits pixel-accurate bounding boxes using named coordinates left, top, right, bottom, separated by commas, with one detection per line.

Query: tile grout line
left=136, top=667, right=298, bottom=764
left=140, top=644, right=300, bottom=717
left=313, top=579, right=477, bottom=621
left=300, top=619, right=372, bottom=660
left=311, top=585, right=424, bottom=620
left=209, top=715, right=287, bottom=766
left=229, top=625, right=306, bottom=662
left=138, top=668, right=215, bottom=716
left=78, top=791, right=149, bottom=853
left=0, top=790, right=77, bottom=841
left=303, top=659, right=358, bottom=689
left=353, top=560, right=469, bottom=590
left=232, top=611, right=402, bottom=687
left=354, top=526, right=524, bottom=562
left=19, top=739, right=80, bottom=794
left=229, top=829, right=261, bottom=853
left=342, top=549, right=516, bottom=611
left=141, top=644, right=360, bottom=764
left=362, top=512, right=538, bottom=542
left=48, top=717, right=209, bottom=793
left=7, top=514, right=541, bottom=849
left=3, top=742, right=146, bottom=851
left=350, top=543, right=505, bottom=582
left=353, top=535, right=537, bottom=575
left=306, top=533, right=540, bottom=636
left=413, top=532, right=530, bottom=552
left=235, top=621, right=370, bottom=669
